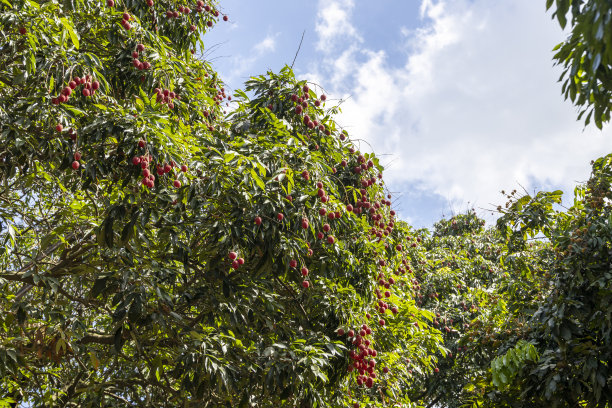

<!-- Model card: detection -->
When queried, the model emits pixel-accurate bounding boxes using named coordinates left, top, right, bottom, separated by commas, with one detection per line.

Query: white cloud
left=315, top=0, right=362, bottom=52
left=309, top=0, right=612, bottom=221
left=224, top=33, right=279, bottom=86
left=254, top=33, right=277, bottom=55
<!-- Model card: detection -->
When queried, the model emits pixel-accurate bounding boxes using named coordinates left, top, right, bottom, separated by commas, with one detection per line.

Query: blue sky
left=205, top=0, right=612, bottom=228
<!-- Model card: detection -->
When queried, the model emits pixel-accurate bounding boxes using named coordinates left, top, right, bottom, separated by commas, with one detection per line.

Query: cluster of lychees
left=228, top=251, right=245, bottom=270
left=338, top=324, right=390, bottom=393
left=51, top=75, right=99, bottom=105
left=164, top=1, right=229, bottom=28
left=153, top=88, right=179, bottom=109
left=131, top=140, right=186, bottom=189
left=131, top=43, right=152, bottom=71
left=120, top=12, right=133, bottom=31
left=289, top=85, right=328, bottom=134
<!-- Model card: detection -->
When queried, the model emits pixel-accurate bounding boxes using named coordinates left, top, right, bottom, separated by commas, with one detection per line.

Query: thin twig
left=290, top=30, right=306, bottom=69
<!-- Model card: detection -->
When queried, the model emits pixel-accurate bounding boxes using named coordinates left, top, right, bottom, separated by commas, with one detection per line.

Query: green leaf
left=250, top=168, right=265, bottom=190
left=60, top=17, right=80, bottom=50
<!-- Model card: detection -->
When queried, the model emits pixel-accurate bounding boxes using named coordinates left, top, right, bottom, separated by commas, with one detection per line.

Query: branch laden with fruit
left=0, top=1, right=444, bottom=407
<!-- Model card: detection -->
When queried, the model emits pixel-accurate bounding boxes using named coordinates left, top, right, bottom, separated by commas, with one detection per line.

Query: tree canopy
left=1, top=0, right=612, bottom=407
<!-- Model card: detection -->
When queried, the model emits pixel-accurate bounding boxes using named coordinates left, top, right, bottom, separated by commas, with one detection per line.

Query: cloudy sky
left=205, top=0, right=612, bottom=228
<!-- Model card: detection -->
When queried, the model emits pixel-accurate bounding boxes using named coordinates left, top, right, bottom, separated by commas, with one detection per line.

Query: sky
left=204, top=0, right=612, bottom=228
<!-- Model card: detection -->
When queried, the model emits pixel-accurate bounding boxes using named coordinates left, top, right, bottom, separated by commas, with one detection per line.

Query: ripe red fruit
left=295, top=105, right=303, bottom=114
left=317, top=232, right=324, bottom=240
left=323, top=224, right=330, bottom=232
left=122, top=12, right=130, bottom=20
left=231, top=260, right=239, bottom=270
left=254, top=216, right=262, bottom=225
left=379, top=319, right=385, bottom=326
left=302, top=281, right=310, bottom=288
left=138, top=139, right=146, bottom=148
left=434, top=367, right=439, bottom=373
left=346, top=204, right=353, bottom=212
left=327, top=236, right=335, bottom=244
left=74, top=151, right=82, bottom=161
left=82, top=88, right=90, bottom=97
left=56, top=124, right=63, bottom=132
left=71, top=161, right=80, bottom=170
left=301, top=219, right=309, bottom=229
left=321, top=94, right=327, bottom=101
left=238, top=258, right=244, bottom=265
left=277, top=213, right=284, bottom=221
left=107, top=0, right=114, bottom=6
left=301, top=170, right=309, bottom=180
left=132, top=156, right=141, bottom=165
left=206, top=20, right=213, bottom=27
left=301, top=267, right=309, bottom=276
left=190, top=25, right=196, bottom=32
left=173, top=180, right=181, bottom=188
left=69, top=80, right=77, bottom=89
left=228, top=252, right=237, bottom=260
left=289, top=259, right=297, bottom=268
left=132, top=51, right=139, bottom=59
left=223, top=15, right=228, bottom=21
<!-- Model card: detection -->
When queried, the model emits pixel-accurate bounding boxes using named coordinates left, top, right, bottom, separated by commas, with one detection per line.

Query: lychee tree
left=491, top=156, right=612, bottom=406
left=0, top=0, right=444, bottom=406
left=547, top=0, right=612, bottom=128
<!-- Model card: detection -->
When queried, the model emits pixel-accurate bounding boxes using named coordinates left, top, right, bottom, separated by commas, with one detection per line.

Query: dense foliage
left=1, top=0, right=612, bottom=407
left=0, top=0, right=444, bottom=407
